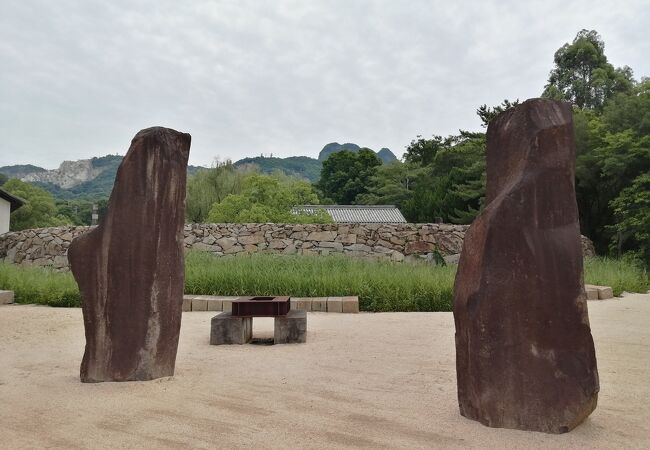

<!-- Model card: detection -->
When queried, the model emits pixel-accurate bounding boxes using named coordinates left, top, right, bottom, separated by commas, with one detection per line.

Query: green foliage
left=403, top=135, right=446, bottom=165
left=1, top=254, right=647, bottom=311
left=2, top=179, right=70, bottom=231
left=317, top=149, right=382, bottom=204
left=207, top=173, right=331, bottom=223
left=0, top=173, right=7, bottom=186
left=55, top=199, right=95, bottom=225
left=609, top=174, right=650, bottom=265
left=186, top=161, right=251, bottom=223
left=476, top=99, right=521, bottom=127
left=357, top=161, right=425, bottom=208
left=371, top=132, right=486, bottom=224
left=574, top=79, right=650, bottom=256
left=543, top=29, right=634, bottom=109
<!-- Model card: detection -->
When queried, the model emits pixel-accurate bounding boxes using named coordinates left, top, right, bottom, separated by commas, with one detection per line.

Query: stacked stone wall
left=0, top=223, right=596, bottom=270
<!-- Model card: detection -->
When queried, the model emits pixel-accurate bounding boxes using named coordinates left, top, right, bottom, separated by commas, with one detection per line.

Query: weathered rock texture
left=453, top=99, right=599, bottom=433
left=0, top=223, right=597, bottom=270
left=68, top=127, right=191, bottom=382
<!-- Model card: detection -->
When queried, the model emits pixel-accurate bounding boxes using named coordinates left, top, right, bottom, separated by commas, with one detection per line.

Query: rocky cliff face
left=22, top=159, right=105, bottom=188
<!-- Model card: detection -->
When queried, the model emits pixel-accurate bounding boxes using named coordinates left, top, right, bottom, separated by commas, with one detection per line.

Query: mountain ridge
left=0, top=142, right=399, bottom=199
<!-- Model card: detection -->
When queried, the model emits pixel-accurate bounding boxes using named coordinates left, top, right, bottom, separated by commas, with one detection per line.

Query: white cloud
left=1, top=0, right=648, bottom=168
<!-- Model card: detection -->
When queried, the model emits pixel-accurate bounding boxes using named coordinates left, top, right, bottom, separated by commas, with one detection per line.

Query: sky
left=1, top=0, right=648, bottom=169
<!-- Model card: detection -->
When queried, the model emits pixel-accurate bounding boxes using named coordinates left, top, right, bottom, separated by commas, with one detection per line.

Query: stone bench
left=210, top=310, right=307, bottom=345
left=0, top=290, right=15, bottom=305
left=184, top=295, right=359, bottom=313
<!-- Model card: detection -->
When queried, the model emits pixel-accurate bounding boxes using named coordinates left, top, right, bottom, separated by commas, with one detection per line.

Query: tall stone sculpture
left=69, top=127, right=191, bottom=382
left=453, top=99, right=598, bottom=433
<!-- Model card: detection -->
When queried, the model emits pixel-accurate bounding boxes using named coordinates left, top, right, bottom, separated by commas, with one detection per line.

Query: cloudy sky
left=1, top=0, right=648, bottom=169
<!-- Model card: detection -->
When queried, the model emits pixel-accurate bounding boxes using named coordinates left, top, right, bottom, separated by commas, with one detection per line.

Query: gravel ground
left=1, top=293, right=649, bottom=449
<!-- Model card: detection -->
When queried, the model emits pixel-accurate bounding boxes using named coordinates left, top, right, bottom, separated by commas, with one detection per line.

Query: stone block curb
left=326, top=297, right=343, bottom=313
left=183, top=295, right=360, bottom=313
left=342, top=296, right=360, bottom=313
left=585, top=284, right=614, bottom=300
left=0, top=290, right=15, bottom=305
left=310, top=297, right=328, bottom=312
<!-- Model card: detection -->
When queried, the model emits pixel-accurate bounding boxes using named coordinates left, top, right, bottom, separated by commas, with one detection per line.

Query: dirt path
left=1, top=293, right=649, bottom=449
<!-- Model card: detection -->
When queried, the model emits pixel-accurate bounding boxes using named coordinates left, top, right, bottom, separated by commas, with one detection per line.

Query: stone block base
left=342, top=296, right=359, bottom=313
left=210, top=312, right=252, bottom=345
left=0, top=290, right=15, bottom=305
left=586, top=284, right=614, bottom=300
left=274, top=310, right=307, bottom=344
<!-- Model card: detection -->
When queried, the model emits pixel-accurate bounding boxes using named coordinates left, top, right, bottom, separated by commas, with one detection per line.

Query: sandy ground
left=1, top=294, right=649, bottom=449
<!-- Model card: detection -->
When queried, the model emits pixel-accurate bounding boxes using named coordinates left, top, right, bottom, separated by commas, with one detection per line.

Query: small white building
left=0, top=188, right=24, bottom=234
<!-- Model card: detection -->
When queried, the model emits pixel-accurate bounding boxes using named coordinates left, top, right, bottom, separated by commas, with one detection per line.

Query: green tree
left=2, top=179, right=70, bottom=231
left=476, top=99, right=520, bottom=127
left=207, top=173, right=331, bottom=223
left=317, top=149, right=382, bottom=204
left=55, top=199, right=95, bottom=225
left=356, top=161, right=424, bottom=208
left=403, top=135, right=447, bottom=165
left=402, top=132, right=486, bottom=224
left=186, top=161, right=252, bottom=222
left=542, top=29, right=634, bottom=109
left=609, top=174, right=650, bottom=265
left=573, top=79, right=650, bottom=253
left=0, top=173, right=7, bottom=186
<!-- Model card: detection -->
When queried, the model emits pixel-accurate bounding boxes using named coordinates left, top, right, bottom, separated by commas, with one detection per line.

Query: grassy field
left=0, top=253, right=648, bottom=311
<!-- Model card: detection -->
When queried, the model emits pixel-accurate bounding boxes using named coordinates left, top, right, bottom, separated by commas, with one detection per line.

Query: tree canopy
left=2, top=178, right=70, bottom=231
left=317, top=149, right=382, bottom=204
left=543, top=29, right=634, bottom=109
left=186, top=160, right=251, bottom=223
left=207, top=173, right=331, bottom=224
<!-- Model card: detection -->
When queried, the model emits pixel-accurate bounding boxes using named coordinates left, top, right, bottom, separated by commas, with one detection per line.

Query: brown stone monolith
left=69, top=127, right=191, bottom=382
left=453, top=99, right=598, bottom=433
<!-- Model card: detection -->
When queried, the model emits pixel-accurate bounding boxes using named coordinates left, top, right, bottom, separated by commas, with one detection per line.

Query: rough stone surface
left=326, top=297, right=343, bottom=313
left=585, top=286, right=599, bottom=301
left=68, top=127, right=191, bottom=383
left=290, top=297, right=312, bottom=312
left=191, top=298, right=208, bottom=311
left=0, top=290, right=15, bottom=305
left=341, top=296, right=360, bottom=314
left=310, top=297, right=327, bottom=312
left=453, top=99, right=599, bottom=433
left=274, top=310, right=307, bottom=344
left=0, top=223, right=596, bottom=269
left=210, top=312, right=252, bottom=345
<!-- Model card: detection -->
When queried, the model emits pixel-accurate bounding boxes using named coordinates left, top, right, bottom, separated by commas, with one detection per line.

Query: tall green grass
left=584, top=256, right=649, bottom=296
left=0, top=253, right=647, bottom=311
left=185, top=252, right=456, bottom=312
left=0, top=262, right=80, bottom=307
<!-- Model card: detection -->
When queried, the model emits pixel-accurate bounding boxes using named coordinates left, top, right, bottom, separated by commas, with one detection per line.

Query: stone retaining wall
left=0, top=223, right=596, bottom=270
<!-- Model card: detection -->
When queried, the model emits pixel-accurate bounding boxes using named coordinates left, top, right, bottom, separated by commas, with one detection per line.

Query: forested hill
left=0, top=155, right=203, bottom=200
left=0, top=141, right=396, bottom=198
left=318, top=142, right=397, bottom=163
left=233, top=156, right=322, bottom=182
left=0, top=164, right=47, bottom=179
